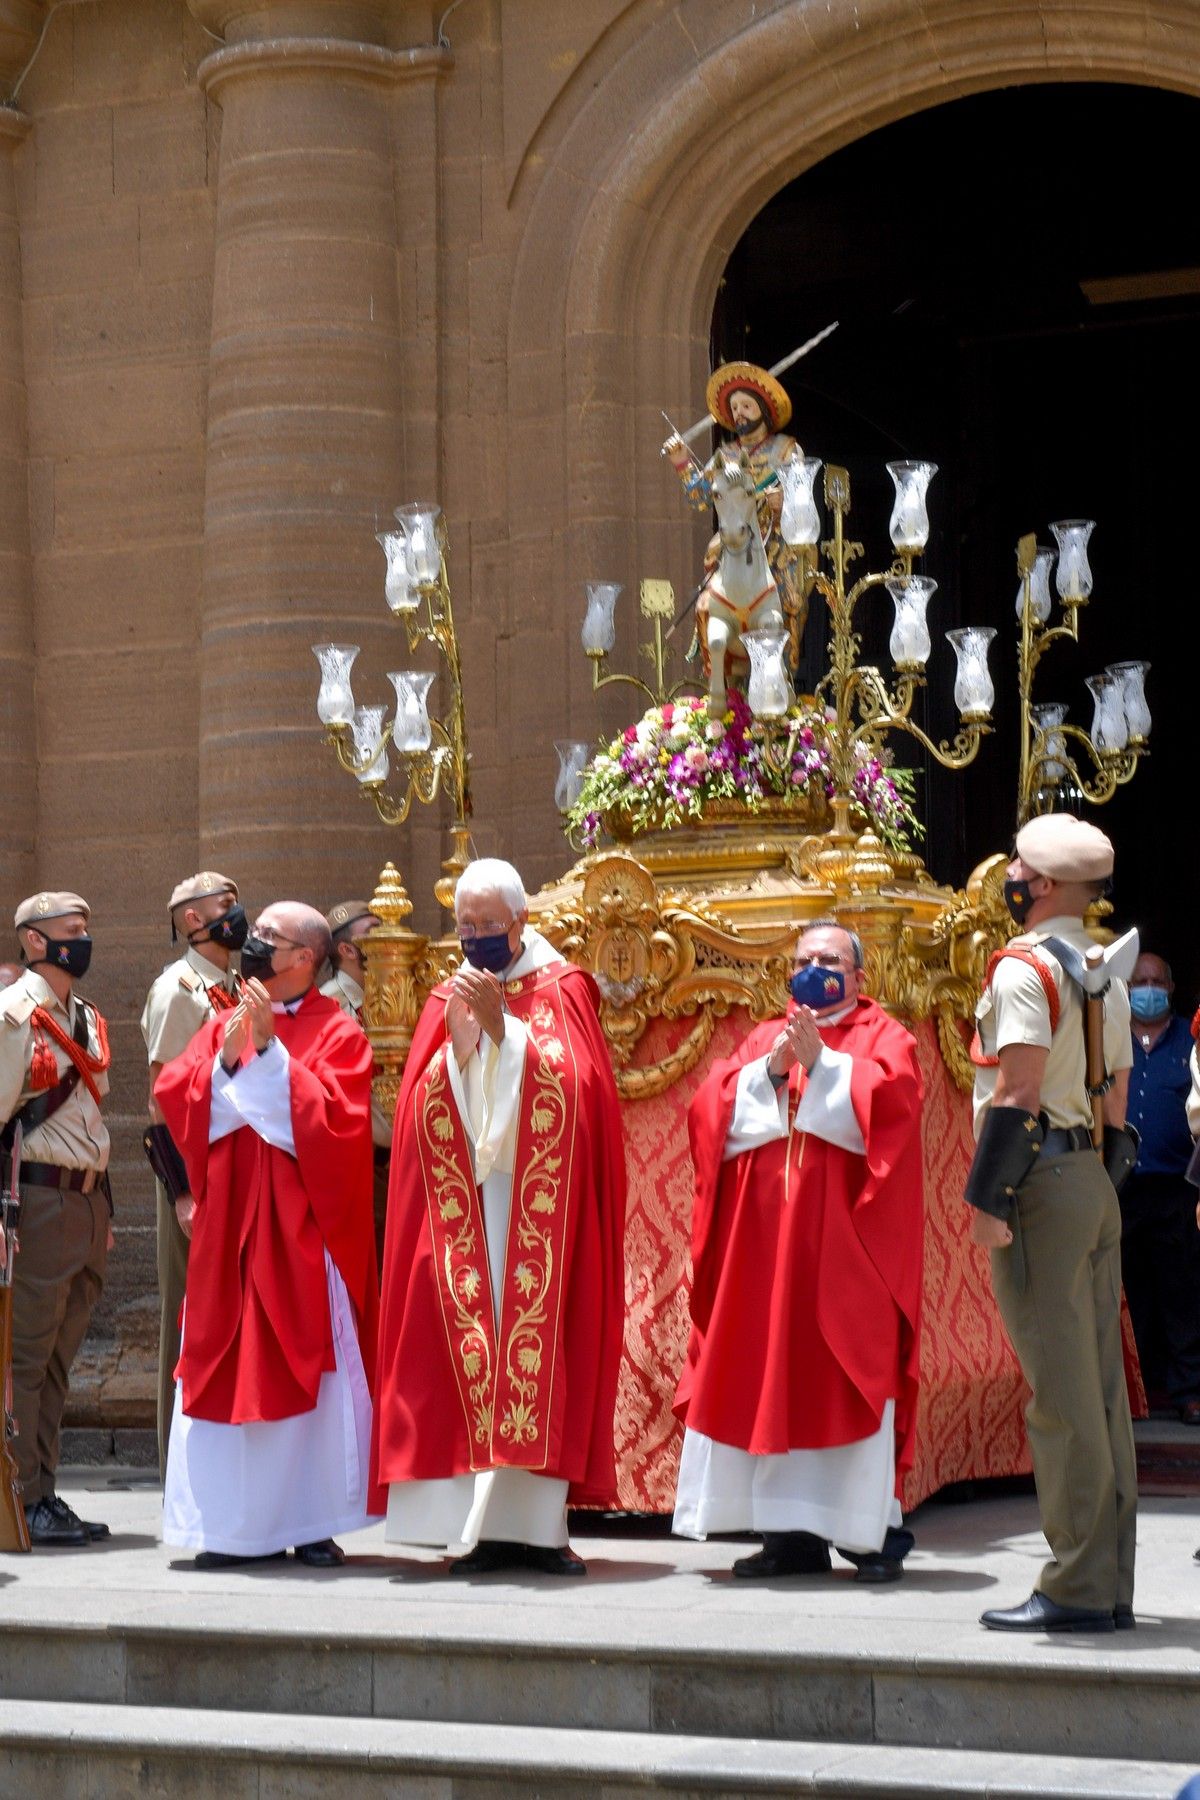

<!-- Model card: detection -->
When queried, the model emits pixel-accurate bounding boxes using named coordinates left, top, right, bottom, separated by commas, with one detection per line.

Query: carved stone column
left=0, top=10, right=39, bottom=912
left=190, top=2, right=449, bottom=904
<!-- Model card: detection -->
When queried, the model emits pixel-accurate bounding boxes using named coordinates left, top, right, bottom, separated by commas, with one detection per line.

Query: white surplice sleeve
left=794, top=1047, right=865, bottom=1154
left=724, top=1057, right=789, bottom=1161
left=209, top=1038, right=296, bottom=1154
left=724, top=1047, right=865, bottom=1162
left=446, top=1013, right=530, bottom=1181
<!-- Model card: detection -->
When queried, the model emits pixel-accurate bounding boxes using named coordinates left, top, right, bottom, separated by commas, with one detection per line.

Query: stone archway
left=503, top=0, right=1200, bottom=762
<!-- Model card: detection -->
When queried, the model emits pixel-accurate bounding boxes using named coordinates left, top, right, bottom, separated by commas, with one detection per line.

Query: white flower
left=670, top=717, right=691, bottom=741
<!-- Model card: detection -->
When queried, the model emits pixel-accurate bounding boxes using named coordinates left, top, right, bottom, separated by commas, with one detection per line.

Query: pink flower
left=684, top=744, right=709, bottom=772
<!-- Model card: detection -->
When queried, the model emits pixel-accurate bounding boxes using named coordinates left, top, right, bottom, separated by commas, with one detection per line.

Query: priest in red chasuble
left=674, top=921, right=924, bottom=1582
left=157, top=903, right=379, bottom=1570
left=372, top=858, right=626, bottom=1576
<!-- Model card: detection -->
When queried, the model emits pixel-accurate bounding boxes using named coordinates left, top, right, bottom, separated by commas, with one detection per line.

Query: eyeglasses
left=253, top=926, right=305, bottom=950
left=458, top=920, right=513, bottom=941
left=793, top=952, right=851, bottom=971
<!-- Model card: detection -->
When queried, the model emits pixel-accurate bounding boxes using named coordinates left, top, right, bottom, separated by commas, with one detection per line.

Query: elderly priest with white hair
left=372, top=858, right=627, bottom=1576
left=156, top=902, right=379, bottom=1569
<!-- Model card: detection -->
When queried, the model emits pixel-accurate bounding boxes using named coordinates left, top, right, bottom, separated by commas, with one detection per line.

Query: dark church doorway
left=715, top=83, right=1198, bottom=1004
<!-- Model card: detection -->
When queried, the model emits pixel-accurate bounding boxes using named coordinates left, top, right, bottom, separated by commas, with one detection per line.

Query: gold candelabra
left=1014, top=526, right=1150, bottom=825
left=581, top=578, right=705, bottom=706
left=803, top=461, right=994, bottom=849
left=313, top=503, right=473, bottom=909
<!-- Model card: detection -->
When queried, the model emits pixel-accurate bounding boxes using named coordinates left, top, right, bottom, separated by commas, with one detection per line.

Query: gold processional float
left=312, top=469, right=1152, bottom=1113
left=313, top=438, right=1153, bottom=1506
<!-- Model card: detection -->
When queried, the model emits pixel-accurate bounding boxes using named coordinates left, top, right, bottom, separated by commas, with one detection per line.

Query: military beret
left=1015, top=814, right=1114, bottom=882
left=326, top=900, right=378, bottom=937
left=169, top=871, right=239, bottom=913
left=14, top=891, right=90, bottom=930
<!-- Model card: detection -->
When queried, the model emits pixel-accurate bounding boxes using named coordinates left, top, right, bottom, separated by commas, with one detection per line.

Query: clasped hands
left=766, top=1007, right=823, bottom=1081
left=220, top=978, right=275, bottom=1072
left=446, top=966, right=505, bottom=1068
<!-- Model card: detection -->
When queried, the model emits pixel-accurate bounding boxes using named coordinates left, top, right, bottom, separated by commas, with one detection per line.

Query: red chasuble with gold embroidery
left=155, top=991, right=379, bottom=1425
left=371, top=962, right=626, bottom=1504
left=676, top=997, right=925, bottom=1478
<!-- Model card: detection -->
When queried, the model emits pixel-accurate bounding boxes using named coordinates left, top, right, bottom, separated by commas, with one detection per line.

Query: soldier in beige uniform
left=0, top=893, right=111, bottom=1546
left=965, top=815, right=1137, bottom=1632
left=321, top=900, right=390, bottom=1259
left=140, top=873, right=244, bottom=1478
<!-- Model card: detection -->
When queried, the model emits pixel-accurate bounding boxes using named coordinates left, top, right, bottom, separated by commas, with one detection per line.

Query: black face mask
left=192, top=903, right=248, bottom=953
left=1003, top=878, right=1034, bottom=926
left=460, top=930, right=515, bottom=975
left=238, top=933, right=276, bottom=984
left=35, top=934, right=93, bottom=980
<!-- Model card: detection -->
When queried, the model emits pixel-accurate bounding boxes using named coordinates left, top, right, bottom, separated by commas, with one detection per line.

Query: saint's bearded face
left=729, top=390, right=766, bottom=434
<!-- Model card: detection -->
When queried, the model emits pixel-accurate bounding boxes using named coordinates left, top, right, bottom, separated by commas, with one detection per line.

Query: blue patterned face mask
left=789, top=964, right=846, bottom=1011
left=1129, top=985, right=1170, bottom=1023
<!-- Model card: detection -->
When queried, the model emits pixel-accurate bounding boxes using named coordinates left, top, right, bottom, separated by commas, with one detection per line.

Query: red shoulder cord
left=28, top=1003, right=111, bottom=1104
left=969, top=946, right=1061, bottom=1069
left=207, top=984, right=239, bottom=1015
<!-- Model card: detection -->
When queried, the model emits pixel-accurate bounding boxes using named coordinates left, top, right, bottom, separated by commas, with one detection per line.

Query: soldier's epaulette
left=178, top=968, right=203, bottom=994
left=2, top=988, right=37, bottom=1027
left=1191, top=1005, right=1200, bottom=1044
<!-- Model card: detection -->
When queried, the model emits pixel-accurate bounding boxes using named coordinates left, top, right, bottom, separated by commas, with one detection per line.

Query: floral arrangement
left=567, top=690, right=922, bottom=851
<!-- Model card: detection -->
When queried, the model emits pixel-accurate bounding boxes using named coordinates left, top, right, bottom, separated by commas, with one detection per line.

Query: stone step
left=0, top=1699, right=1189, bottom=1799
left=2, top=1608, right=1199, bottom=1769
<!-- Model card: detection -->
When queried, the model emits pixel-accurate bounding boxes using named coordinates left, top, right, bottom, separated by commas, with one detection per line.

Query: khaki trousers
left=991, top=1148, right=1137, bottom=1611
left=155, top=1178, right=189, bottom=1480
left=11, top=1182, right=108, bottom=1505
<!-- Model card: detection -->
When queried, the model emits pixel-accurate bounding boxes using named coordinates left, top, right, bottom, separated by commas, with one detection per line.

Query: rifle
left=0, top=1123, right=30, bottom=1551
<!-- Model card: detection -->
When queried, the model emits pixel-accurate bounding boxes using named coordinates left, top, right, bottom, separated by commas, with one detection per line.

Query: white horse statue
left=696, top=450, right=786, bottom=719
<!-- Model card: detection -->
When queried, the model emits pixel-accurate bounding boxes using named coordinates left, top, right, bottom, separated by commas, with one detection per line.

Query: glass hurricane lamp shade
left=1085, top=672, right=1128, bottom=755
left=1107, top=660, right=1151, bottom=744
left=554, top=739, right=592, bottom=813
left=1015, top=547, right=1056, bottom=625
left=946, top=625, right=996, bottom=720
left=349, top=704, right=389, bottom=785
left=388, top=669, right=436, bottom=753
left=581, top=581, right=622, bottom=656
left=313, top=643, right=359, bottom=726
left=885, top=460, right=938, bottom=553
left=1049, top=520, right=1095, bottom=602
left=394, top=503, right=442, bottom=586
left=1031, top=700, right=1069, bottom=783
left=376, top=531, right=420, bottom=613
left=885, top=575, right=936, bottom=671
left=778, top=454, right=823, bottom=547
left=743, top=627, right=792, bottom=718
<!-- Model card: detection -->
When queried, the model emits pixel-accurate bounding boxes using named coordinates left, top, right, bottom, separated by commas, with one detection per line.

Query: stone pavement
left=1, top=1475, right=1199, bottom=1796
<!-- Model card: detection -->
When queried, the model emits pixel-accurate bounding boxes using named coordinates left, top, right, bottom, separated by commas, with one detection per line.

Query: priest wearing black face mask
left=672, top=922, right=925, bottom=1584
left=0, top=892, right=112, bottom=1546
left=373, top=858, right=627, bottom=1576
left=140, top=872, right=244, bottom=1479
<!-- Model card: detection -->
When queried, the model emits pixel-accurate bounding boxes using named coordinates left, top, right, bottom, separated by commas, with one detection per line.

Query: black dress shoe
left=522, top=1543, right=587, bottom=1577
left=293, top=1538, right=344, bottom=1568
left=447, top=1539, right=525, bottom=1577
left=981, top=1591, right=1115, bottom=1633
left=24, top=1499, right=87, bottom=1547
left=836, top=1525, right=914, bottom=1584
left=732, top=1531, right=831, bottom=1579
left=47, top=1494, right=109, bottom=1541
left=1114, top=1604, right=1136, bottom=1630
left=1180, top=1399, right=1200, bottom=1426
left=193, top=1549, right=288, bottom=1570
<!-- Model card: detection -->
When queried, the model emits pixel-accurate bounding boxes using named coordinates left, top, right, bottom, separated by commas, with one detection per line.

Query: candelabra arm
left=590, top=654, right=659, bottom=707
left=365, top=745, right=449, bottom=827
left=1030, top=723, right=1142, bottom=811
left=873, top=710, right=990, bottom=772
left=326, top=721, right=395, bottom=777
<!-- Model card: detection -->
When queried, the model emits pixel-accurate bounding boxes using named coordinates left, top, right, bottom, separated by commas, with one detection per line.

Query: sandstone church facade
left=0, top=0, right=1189, bottom=1433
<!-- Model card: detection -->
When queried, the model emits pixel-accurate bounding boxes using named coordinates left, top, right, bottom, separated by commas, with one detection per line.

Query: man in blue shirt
left=1122, top=951, right=1200, bottom=1423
